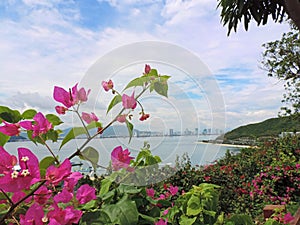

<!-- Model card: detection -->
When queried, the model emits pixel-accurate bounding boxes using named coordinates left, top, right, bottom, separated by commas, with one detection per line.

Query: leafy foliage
left=217, top=0, right=286, bottom=35
left=261, top=26, right=300, bottom=115
left=168, top=183, right=222, bottom=225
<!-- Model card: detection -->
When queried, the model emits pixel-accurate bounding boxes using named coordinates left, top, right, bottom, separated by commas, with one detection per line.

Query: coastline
left=195, top=141, right=252, bottom=148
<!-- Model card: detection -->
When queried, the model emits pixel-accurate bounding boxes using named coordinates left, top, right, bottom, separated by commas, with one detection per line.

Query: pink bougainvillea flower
left=163, top=208, right=169, bottom=215
left=122, top=92, right=137, bottom=109
left=146, top=188, right=155, bottom=198
left=0, top=121, right=21, bottom=136
left=144, top=64, right=151, bottom=74
left=55, top=106, right=68, bottom=115
left=34, top=186, right=52, bottom=205
left=0, top=147, right=40, bottom=193
left=139, top=113, right=150, bottom=121
left=168, top=185, right=178, bottom=196
left=0, top=146, right=17, bottom=174
left=47, top=203, right=82, bottom=225
left=76, top=184, right=97, bottom=204
left=116, top=114, right=127, bottom=123
left=53, top=83, right=90, bottom=108
left=20, top=203, right=45, bottom=225
left=54, top=188, right=73, bottom=204
left=19, top=112, right=52, bottom=138
left=74, top=83, right=90, bottom=103
left=158, top=194, right=166, bottom=200
left=102, top=79, right=114, bottom=91
left=30, top=112, right=52, bottom=138
left=64, top=172, right=83, bottom=192
left=82, top=112, right=98, bottom=124
left=53, top=86, right=75, bottom=108
left=283, top=213, right=294, bottom=224
left=12, top=191, right=32, bottom=204
left=111, top=146, right=134, bottom=171
left=46, top=159, right=72, bottom=186
left=155, top=218, right=168, bottom=225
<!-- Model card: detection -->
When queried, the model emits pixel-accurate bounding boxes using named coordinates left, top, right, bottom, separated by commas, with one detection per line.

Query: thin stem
left=12, top=216, right=20, bottom=225
left=0, top=189, right=13, bottom=206
left=136, top=100, right=144, bottom=113
left=39, top=136, right=60, bottom=165
left=73, top=105, right=91, bottom=139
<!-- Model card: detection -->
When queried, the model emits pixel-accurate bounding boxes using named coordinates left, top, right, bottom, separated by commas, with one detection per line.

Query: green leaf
left=139, top=213, right=156, bottom=223
left=22, top=109, right=37, bottom=119
left=99, top=178, right=112, bottom=196
left=125, top=120, right=133, bottom=143
left=80, top=146, right=99, bottom=171
left=118, top=184, right=141, bottom=194
left=80, top=210, right=113, bottom=225
left=79, top=200, right=97, bottom=210
left=60, top=127, right=88, bottom=149
left=46, top=129, right=59, bottom=142
left=87, top=121, right=102, bottom=129
left=179, top=215, right=197, bottom=225
left=186, top=195, right=202, bottom=216
left=148, top=69, right=158, bottom=77
left=123, top=76, right=151, bottom=90
left=0, top=132, right=10, bottom=146
left=46, top=114, right=63, bottom=126
left=39, top=156, right=56, bottom=177
left=106, top=95, right=122, bottom=114
left=0, top=106, right=21, bottom=123
left=102, top=198, right=139, bottom=225
left=153, top=81, right=168, bottom=97
left=225, top=214, right=254, bottom=225
left=263, top=219, right=281, bottom=225
left=0, top=204, right=9, bottom=215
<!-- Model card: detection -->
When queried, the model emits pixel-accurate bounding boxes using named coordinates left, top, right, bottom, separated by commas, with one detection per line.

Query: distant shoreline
left=196, top=141, right=252, bottom=148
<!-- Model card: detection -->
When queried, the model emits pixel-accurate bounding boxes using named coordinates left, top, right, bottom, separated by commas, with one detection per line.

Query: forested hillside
left=224, top=116, right=300, bottom=141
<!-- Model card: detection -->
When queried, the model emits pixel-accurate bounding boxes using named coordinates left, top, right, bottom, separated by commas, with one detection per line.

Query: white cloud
left=0, top=0, right=292, bottom=131
left=97, top=0, right=160, bottom=7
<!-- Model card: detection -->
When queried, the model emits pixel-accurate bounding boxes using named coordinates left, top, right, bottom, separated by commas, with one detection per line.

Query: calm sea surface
left=4, top=135, right=240, bottom=174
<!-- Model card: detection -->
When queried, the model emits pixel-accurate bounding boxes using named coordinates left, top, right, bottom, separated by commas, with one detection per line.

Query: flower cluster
left=251, top=163, right=300, bottom=205
left=146, top=184, right=179, bottom=225
left=0, top=112, right=52, bottom=138
left=0, top=146, right=96, bottom=224
left=269, top=210, right=295, bottom=224
left=54, top=83, right=90, bottom=114
left=102, top=64, right=153, bottom=123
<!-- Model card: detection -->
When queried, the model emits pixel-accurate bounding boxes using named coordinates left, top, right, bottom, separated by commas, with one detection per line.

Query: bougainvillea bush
left=164, top=135, right=300, bottom=224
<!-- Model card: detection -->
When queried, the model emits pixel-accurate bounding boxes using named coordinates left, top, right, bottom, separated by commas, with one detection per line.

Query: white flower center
left=11, top=170, right=19, bottom=178
left=21, top=156, right=29, bottom=162
left=21, top=169, right=30, bottom=177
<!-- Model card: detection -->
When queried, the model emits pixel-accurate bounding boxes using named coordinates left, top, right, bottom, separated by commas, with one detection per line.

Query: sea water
left=4, top=135, right=240, bottom=174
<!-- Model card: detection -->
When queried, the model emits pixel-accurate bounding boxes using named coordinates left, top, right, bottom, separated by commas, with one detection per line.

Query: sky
left=0, top=0, right=292, bottom=134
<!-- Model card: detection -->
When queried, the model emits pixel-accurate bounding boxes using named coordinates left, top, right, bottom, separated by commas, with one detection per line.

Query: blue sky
left=0, top=0, right=291, bottom=132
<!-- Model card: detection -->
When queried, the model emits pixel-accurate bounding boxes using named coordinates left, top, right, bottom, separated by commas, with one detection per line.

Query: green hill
left=224, top=116, right=300, bottom=142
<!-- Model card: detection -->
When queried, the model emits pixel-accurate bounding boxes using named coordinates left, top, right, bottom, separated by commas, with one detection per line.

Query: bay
left=4, top=135, right=241, bottom=174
